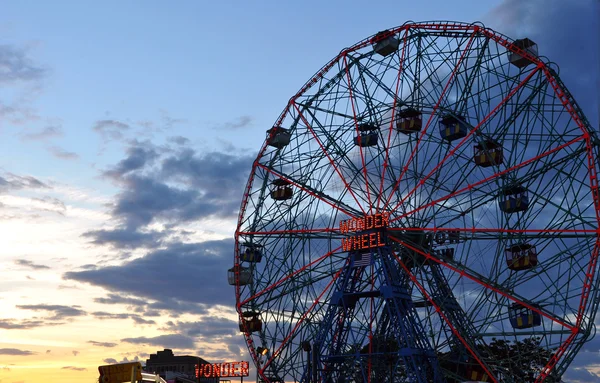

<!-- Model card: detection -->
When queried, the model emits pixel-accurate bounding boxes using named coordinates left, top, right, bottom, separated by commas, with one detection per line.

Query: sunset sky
left=0, top=1, right=598, bottom=383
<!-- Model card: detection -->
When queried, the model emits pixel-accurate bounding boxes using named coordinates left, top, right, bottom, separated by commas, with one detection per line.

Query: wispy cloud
left=16, top=304, right=86, bottom=320
left=15, top=259, right=50, bottom=270
left=0, top=348, right=35, bottom=356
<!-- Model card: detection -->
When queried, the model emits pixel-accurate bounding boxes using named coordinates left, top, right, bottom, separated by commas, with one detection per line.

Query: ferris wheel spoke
left=343, top=53, right=374, bottom=211
left=292, top=102, right=368, bottom=215
left=387, top=235, right=576, bottom=332
left=257, top=163, right=361, bottom=218
left=377, top=29, right=411, bottom=212
left=239, top=246, right=344, bottom=307
left=388, top=67, right=543, bottom=218
left=261, top=266, right=346, bottom=373
left=391, top=250, right=498, bottom=382
left=391, top=134, right=586, bottom=224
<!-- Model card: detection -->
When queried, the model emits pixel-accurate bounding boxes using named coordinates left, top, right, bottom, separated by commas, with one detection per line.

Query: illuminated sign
left=340, top=213, right=389, bottom=252
left=195, top=361, right=250, bottom=378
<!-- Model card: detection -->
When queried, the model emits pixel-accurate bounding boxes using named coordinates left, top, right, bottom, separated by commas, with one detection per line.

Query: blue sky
left=0, top=1, right=598, bottom=383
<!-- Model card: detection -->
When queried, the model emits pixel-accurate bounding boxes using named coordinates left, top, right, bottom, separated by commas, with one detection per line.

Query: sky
left=0, top=1, right=598, bottom=383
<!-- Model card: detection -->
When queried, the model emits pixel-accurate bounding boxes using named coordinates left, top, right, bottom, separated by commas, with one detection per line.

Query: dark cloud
left=0, top=173, right=48, bottom=192
left=0, top=348, right=35, bottom=356
left=14, top=259, right=50, bottom=270
left=47, top=146, right=79, bottom=160
left=21, top=126, right=63, bottom=141
left=132, top=316, right=156, bottom=325
left=168, top=136, right=190, bottom=145
left=61, top=366, right=86, bottom=371
left=16, top=304, right=86, bottom=320
left=82, top=228, right=162, bottom=249
left=162, top=317, right=237, bottom=338
left=486, top=0, right=599, bottom=129
left=93, top=119, right=131, bottom=141
left=72, top=351, right=79, bottom=356
left=94, top=293, right=147, bottom=307
left=564, top=367, right=600, bottom=383
left=0, top=318, right=51, bottom=329
left=120, top=334, right=195, bottom=349
left=104, top=145, right=158, bottom=179
left=65, top=239, right=234, bottom=311
left=0, top=44, right=46, bottom=84
left=217, top=115, right=253, bottom=130
left=103, top=358, right=118, bottom=364
left=92, top=311, right=130, bottom=320
left=88, top=341, right=118, bottom=348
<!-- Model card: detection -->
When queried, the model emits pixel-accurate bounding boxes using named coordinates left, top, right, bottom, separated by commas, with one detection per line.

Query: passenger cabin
left=266, top=126, right=291, bottom=149
left=240, top=244, right=263, bottom=263
left=371, top=30, right=400, bottom=57
left=465, top=361, right=491, bottom=382
left=474, top=140, right=503, bottom=167
left=271, top=179, right=293, bottom=201
left=354, top=122, right=379, bottom=147
left=505, top=243, right=538, bottom=271
left=509, top=303, right=542, bottom=329
left=396, top=108, right=422, bottom=134
left=227, top=265, right=252, bottom=285
left=439, top=115, right=468, bottom=142
left=509, top=38, right=538, bottom=68
left=239, top=311, right=262, bottom=333
left=499, top=185, right=529, bottom=213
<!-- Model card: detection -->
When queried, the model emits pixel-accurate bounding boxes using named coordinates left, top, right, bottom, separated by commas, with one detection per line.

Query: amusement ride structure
left=230, top=21, right=600, bottom=382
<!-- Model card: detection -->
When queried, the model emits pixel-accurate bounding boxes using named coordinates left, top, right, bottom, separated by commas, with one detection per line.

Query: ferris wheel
left=230, top=21, right=600, bottom=383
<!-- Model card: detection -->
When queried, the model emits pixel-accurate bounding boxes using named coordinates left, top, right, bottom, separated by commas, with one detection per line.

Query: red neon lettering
left=340, top=220, right=349, bottom=234
left=369, top=232, right=377, bottom=248
left=360, top=234, right=368, bottom=249
left=381, top=213, right=389, bottom=226
left=365, top=215, right=373, bottom=229
left=240, top=361, right=249, bottom=376
left=341, top=238, right=352, bottom=251
left=202, top=364, right=212, bottom=377
left=212, top=364, right=221, bottom=377
left=231, top=362, right=239, bottom=376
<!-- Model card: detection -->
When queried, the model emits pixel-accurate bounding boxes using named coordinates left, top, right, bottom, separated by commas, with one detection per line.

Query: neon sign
left=195, top=361, right=249, bottom=378
left=340, top=213, right=389, bottom=252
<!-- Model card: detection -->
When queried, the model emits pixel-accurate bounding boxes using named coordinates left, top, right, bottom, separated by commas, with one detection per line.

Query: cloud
left=47, top=146, right=79, bottom=160
left=61, top=366, right=87, bottom=371
left=16, top=304, right=86, bottom=320
left=120, top=334, right=195, bottom=349
left=0, top=44, right=46, bottom=84
left=162, top=317, right=238, bottom=339
left=0, top=173, right=48, bottom=193
left=72, top=350, right=79, bottom=357
left=103, top=358, right=118, bottom=364
left=88, top=341, right=118, bottom=348
left=168, top=136, right=190, bottom=145
left=94, top=294, right=147, bottom=307
left=0, top=348, right=35, bottom=356
left=65, top=239, right=234, bottom=312
left=82, top=228, right=162, bottom=249
left=92, top=312, right=130, bottom=320
left=93, top=119, right=131, bottom=141
left=217, top=115, right=253, bottom=130
left=14, top=259, right=50, bottom=270
left=103, top=144, right=158, bottom=179
left=131, top=316, right=156, bottom=325
left=0, top=318, right=49, bottom=329
left=20, top=125, right=63, bottom=141
left=486, top=0, right=599, bottom=129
